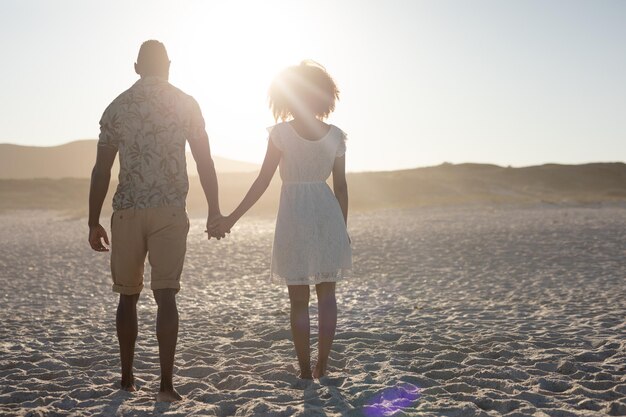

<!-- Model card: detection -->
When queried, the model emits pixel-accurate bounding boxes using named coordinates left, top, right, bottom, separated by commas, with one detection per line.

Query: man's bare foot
left=299, top=370, right=313, bottom=380
left=120, top=379, right=137, bottom=392
left=156, top=389, right=182, bottom=402
left=313, top=362, right=326, bottom=378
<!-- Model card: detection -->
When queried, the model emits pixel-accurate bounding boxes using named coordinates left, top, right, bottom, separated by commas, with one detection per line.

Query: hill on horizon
left=2, top=139, right=626, bottom=216
left=1, top=156, right=626, bottom=217
left=0, top=140, right=260, bottom=179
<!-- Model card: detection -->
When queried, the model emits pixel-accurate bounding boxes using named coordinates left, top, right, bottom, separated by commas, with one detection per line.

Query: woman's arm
left=332, top=155, right=348, bottom=224
left=211, top=139, right=281, bottom=234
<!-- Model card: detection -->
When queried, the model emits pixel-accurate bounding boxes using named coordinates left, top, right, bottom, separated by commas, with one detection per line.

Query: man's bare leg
left=117, top=293, right=139, bottom=391
left=153, top=289, right=182, bottom=402
left=314, top=282, right=337, bottom=378
left=288, top=285, right=312, bottom=379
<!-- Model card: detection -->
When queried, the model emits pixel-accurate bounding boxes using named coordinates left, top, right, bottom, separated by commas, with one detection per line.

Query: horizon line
left=1, top=139, right=624, bottom=174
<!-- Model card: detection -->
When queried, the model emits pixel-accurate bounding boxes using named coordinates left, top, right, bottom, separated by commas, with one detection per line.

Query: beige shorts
left=110, top=206, right=189, bottom=295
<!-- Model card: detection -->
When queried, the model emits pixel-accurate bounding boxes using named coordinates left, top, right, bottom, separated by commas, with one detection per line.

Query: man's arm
left=187, top=129, right=222, bottom=238
left=186, top=97, right=224, bottom=239
left=88, top=146, right=117, bottom=251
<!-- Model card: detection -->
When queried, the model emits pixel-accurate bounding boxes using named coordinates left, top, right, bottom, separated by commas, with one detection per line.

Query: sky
left=0, top=0, right=625, bottom=172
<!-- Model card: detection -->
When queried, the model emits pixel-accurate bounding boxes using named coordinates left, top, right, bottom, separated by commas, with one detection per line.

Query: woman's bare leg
left=288, top=285, right=312, bottom=379
left=314, top=282, right=337, bottom=378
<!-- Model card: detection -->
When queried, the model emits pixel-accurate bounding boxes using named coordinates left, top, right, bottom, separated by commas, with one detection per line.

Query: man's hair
left=136, top=40, right=169, bottom=76
left=268, top=60, right=339, bottom=121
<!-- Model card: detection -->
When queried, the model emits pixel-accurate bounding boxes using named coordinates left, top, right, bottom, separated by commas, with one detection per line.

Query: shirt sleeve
left=267, top=124, right=283, bottom=151
left=336, top=128, right=347, bottom=157
left=187, top=97, right=207, bottom=141
left=97, top=106, right=121, bottom=150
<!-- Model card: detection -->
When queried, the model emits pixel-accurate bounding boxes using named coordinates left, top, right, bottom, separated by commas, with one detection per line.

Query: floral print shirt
left=98, top=76, right=205, bottom=211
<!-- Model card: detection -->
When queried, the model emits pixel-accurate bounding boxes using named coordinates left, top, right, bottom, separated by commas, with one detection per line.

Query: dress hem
left=270, top=268, right=351, bottom=286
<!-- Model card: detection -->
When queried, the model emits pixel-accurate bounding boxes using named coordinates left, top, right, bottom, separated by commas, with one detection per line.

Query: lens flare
left=363, top=382, right=421, bottom=416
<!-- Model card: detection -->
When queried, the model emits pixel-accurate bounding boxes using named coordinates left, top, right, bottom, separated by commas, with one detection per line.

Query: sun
left=165, top=1, right=302, bottom=163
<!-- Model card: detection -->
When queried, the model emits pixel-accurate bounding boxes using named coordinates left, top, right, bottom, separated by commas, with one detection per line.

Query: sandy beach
left=1, top=206, right=625, bottom=416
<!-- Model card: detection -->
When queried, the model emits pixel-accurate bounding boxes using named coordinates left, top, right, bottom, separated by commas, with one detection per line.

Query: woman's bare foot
left=156, top=389, right=182, bottom=402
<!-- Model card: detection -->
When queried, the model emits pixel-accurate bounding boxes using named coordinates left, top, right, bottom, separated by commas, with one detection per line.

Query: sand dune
left=0, top=140, right=259, bottom=179
left=2, top=140, right=626, bottom=216
left=0, top=207, right=625, bottom=416
left=1, top=162, right=626, bottom=217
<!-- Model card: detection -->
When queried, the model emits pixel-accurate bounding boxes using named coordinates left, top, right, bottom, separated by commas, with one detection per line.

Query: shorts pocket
left=164, top=208, right=190, bottom=234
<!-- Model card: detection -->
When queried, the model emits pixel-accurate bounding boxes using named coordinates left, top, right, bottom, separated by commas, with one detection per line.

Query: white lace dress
left=268, top=122, right=352, bottom=285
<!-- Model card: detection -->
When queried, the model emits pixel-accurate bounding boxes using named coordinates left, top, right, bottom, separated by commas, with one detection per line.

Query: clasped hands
left=205, top=213, right=237, bottom=240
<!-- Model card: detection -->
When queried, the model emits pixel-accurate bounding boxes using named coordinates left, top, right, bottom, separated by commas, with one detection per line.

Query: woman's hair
left=268, top=60, right=339, bottom=121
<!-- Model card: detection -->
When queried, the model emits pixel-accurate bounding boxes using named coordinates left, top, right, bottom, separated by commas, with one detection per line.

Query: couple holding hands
left=88, top=40, right=351, bottom=401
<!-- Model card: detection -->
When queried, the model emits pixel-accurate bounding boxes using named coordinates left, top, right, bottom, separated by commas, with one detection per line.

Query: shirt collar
left=137, top=75, right=168, bottom=85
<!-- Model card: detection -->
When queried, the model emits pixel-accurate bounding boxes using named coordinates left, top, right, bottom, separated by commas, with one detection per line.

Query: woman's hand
left=208, top=214, right=237, bottom=238
left=205, top=213, right=225, bottom=240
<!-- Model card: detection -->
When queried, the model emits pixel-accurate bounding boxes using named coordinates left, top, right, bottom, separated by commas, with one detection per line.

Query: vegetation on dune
left=1, top=162, right=626, bottom=217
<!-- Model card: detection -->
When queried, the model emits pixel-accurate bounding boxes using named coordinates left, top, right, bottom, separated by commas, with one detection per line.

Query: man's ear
left=134, top=62, right=140, bottom=76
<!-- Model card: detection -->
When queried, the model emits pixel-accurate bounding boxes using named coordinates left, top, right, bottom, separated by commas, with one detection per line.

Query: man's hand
left=205, top=214, right=227, bottom=240
left=89, top=224, right=110, bottom=252
left=209, top=215, right=236, bottom=238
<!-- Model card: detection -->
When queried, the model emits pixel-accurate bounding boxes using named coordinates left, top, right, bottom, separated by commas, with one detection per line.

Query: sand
left=0, top=206, right=625, bottom=417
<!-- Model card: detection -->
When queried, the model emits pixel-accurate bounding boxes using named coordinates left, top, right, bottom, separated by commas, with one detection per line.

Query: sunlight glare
left=170, top=1, right=302, bottom=163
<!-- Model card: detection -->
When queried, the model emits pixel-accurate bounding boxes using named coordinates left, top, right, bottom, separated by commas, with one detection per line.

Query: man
left=88, top=40, right=224, bottom=402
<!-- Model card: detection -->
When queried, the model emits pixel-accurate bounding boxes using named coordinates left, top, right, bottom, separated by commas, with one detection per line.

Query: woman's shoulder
left=320, top=122, right=343, bottom=135
left=266, top=122, right=290, bottom=150
left=268, top=121, right=294, bottom=137
left=267, top=121, right=282, bottom=132
left=330, top=124, right=347, bottom=157
left=329, top=124, right=347, bottom=142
